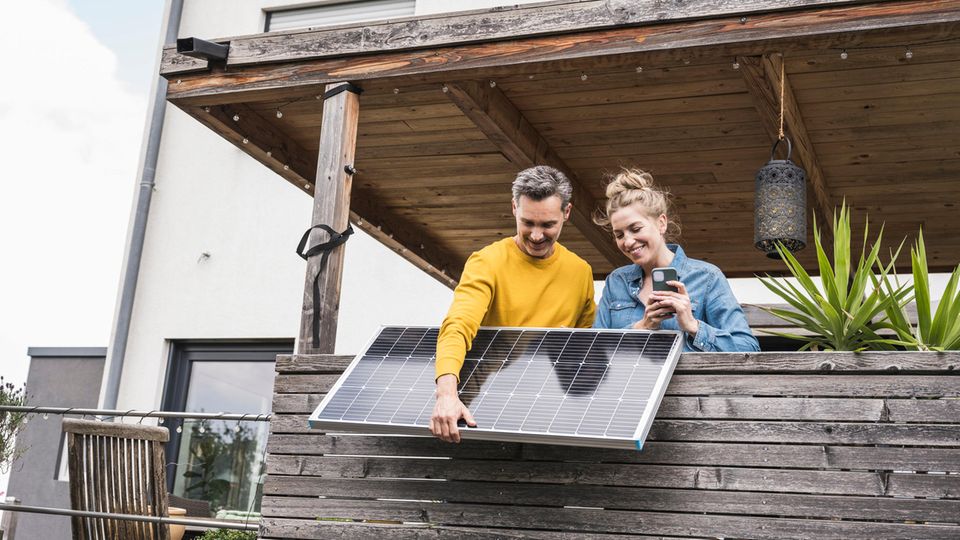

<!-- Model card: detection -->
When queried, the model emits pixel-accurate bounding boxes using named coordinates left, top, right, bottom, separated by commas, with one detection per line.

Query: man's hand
left=430, top=374, right=476, bottom=443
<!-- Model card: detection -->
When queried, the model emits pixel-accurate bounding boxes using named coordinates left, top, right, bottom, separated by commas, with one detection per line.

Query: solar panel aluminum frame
left=308, top=326, right=685, bottom=449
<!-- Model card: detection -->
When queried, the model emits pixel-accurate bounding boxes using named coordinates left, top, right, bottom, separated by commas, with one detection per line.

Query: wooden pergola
left=159, top=2, right=960, bottom=537
left=163, top=0, right=960, bottom=353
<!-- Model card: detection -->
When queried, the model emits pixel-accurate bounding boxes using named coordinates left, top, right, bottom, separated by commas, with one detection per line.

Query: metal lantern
left=754, top=137, right=807, bottom=258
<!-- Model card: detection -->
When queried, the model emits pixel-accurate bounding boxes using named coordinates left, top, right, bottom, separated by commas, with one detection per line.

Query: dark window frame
left=160, top=340, right=293, bottom=492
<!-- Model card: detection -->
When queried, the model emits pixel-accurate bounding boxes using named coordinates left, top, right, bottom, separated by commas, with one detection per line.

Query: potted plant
left=878, top=229, right=960, bottom=350
left=757, top=203, right=906, bottom=351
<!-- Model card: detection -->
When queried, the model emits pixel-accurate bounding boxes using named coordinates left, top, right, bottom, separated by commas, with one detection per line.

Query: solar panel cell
left=309, top=326, right=683, bottom=449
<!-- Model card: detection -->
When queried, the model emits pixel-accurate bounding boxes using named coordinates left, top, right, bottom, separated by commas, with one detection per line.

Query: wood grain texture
left=164, top=1, right=960, bottom=103
left=297, top=83, right=360, bottom=354
left=262, top=351, right=960, bottom=538
left=162, top=1, right=897, bottom=74
left=444, top=81, right=625, bottom=267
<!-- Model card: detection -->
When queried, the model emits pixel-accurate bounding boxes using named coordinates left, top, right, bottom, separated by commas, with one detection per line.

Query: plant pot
left=168, top=506, right=187, bottom=540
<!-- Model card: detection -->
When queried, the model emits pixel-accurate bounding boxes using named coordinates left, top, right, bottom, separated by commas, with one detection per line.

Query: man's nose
left=530, top=229, right=544, bottom=241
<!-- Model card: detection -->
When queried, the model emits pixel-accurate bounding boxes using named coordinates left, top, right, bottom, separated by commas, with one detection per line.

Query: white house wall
left=110, top=0, right=553, bottom=412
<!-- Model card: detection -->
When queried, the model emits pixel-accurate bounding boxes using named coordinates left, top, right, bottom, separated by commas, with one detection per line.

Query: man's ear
left=563, top=203, right=572, bottom=221
left=512, top=198, right=518, bottom=217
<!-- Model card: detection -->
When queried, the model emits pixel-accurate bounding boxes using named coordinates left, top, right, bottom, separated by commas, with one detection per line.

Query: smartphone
left=652, top=267, right=679, bottom=293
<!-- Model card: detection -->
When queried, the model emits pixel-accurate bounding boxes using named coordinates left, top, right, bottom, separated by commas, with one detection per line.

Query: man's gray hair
left=511, top=165, right=573, bottom=208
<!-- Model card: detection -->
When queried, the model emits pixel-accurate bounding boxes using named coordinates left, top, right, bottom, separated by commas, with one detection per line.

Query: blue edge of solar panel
left=308, top=326, right=684, bottom=450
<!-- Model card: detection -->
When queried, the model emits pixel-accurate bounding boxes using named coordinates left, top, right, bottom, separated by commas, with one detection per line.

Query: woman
left=593, top=169, right=759, bottom=352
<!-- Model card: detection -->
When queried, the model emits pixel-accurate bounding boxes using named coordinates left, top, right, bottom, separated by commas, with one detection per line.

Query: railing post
left=1, top=497, right=20, bottom=540
left=297, top=82, right=361, bottom=354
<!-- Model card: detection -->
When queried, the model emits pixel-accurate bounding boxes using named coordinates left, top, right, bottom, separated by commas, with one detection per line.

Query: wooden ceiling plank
left=738, top=54, right=834, bottom=235
left=444, top=80, right=625, bottom=267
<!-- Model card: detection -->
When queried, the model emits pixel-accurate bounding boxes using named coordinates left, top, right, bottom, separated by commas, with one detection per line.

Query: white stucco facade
left=106, top=0, right=546, bottom=412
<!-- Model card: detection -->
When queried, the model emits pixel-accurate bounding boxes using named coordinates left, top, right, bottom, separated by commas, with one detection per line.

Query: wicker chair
left=63, top=418, right=171, bottom=540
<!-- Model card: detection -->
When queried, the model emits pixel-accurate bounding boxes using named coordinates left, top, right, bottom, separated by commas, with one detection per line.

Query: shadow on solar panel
left=309, top=326, right=684, bottom=449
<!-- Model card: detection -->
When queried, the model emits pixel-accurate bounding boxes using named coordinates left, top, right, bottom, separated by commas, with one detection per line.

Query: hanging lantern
left=754, top=137, right=806, bottom=258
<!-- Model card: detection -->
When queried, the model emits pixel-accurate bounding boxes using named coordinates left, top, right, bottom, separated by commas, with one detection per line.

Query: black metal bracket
left=344, top=165, right=357, bottom=175
left=323, top=83, right=364, bottom=100
left=176, top=37, right=229, bottom=61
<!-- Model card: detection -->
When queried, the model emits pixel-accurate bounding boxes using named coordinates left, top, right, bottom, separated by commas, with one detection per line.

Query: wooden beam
left=161, top=0, right=879, bottom=75
left=738, top=54, right=834, bottom=235
left=298, top=83, right=360, bottom=354
left=349, top=192, right=461, bottom=289
left=179, top=102, right=463, bottom=291
left=164, top=1, right=960, bottom=105
left=444, top=81, right=625, bottom=268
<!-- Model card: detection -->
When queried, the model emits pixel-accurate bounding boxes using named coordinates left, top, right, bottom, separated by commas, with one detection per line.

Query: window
left=161, top=341, right=292, bottom=518
left=265, top=0, right=416, bottom=32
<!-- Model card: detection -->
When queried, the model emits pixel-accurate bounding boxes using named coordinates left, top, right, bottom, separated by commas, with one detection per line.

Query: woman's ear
left=658, top=213, right=668, bottom=235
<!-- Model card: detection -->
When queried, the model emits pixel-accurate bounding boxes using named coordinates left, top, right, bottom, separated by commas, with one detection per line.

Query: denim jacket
left=594, top=245, right=760, bottom=352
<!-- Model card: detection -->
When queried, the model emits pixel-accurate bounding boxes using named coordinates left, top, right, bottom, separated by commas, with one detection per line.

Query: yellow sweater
left=435, top=237, right=596, bottom=380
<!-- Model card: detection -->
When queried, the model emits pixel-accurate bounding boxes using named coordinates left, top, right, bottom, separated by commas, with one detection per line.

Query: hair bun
left=605, top=169, right=654, bottom=198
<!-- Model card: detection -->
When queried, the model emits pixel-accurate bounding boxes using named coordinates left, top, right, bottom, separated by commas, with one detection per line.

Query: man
left=430, top=165, right=596, bottom=443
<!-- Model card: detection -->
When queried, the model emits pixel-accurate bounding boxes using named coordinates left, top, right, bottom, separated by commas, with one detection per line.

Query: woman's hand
left=632, top=295, right=675, bottom=330
left=648, top=281, right=700, bottom=336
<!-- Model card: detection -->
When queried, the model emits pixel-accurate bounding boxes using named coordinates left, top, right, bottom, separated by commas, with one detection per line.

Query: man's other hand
left=430, top=373, right=476, bottom=443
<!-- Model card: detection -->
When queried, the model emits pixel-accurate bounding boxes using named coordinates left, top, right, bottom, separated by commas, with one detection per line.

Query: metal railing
left=0, top=503, right=259, bottom=532
left=0, top=405, right=271, bottom=422
left=0, top=405, right=269, bottom=538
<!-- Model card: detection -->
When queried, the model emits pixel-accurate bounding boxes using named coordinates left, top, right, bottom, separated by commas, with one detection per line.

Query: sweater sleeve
left=435, top=252, right=495, bottom=381
left=576, top=265, right=597, bottom=328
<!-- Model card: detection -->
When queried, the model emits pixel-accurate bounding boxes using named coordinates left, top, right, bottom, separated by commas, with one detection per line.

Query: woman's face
left=609, top=203, right=668, bottom=267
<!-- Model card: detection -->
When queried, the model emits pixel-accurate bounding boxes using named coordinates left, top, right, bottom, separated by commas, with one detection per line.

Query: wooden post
left=297, top=82, right=361, bottom=354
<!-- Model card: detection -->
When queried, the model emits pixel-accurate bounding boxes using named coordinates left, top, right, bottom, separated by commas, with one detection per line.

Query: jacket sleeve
left=687, top=272, right=760, bottom=352
left=435, top=252, right=495, bottom=381
left=592, top=274, right=615, bottom=329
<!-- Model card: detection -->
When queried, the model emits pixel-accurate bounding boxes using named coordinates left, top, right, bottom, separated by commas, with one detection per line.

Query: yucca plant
left=757, top=203, right=904, bottom=351
left=878, top=229, right=960, bottom=350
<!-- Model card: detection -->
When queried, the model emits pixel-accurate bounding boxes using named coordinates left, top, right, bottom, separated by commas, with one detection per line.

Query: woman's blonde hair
left=593, top=168, right=681, bottom=241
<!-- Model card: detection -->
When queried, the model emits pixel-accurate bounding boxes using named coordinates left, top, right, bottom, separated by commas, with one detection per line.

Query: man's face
left=512, top=194, right=571, bottom=259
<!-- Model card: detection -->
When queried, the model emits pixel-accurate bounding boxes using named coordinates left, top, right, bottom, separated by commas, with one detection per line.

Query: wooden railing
left=261, top=352, right=960, bottom=539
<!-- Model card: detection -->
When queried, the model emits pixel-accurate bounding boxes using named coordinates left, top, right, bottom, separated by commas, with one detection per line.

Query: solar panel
left=308, top=326, right=684, bottom=449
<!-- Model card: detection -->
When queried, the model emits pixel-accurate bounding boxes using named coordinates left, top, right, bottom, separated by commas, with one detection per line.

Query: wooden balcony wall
left=260, top=352, right=960, bottom=539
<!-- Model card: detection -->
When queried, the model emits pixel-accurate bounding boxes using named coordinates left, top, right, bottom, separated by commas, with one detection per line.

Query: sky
left=0, top=0, right=163, bottom=495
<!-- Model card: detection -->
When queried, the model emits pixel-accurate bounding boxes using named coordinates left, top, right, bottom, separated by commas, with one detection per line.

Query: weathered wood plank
left=164, top=1, right=960, bottom=104
left=269, top=372, right=960, bottom=397
left=263, top=476, right=960, bottom=522
left=665, top=374, right=960, bottom=396
left=260, top=497, right=960, bottom=539
left=277, top=351, right=960, bottom=374
left=297, top=83, right=360, bottom=354
left=266, top=454, right=892, bottom=495
left=266, top=434, right=960, bottom=471
left=270, top=413, right=960, bottom=445
left=259, top=518, right=670, bottom=540
left=273, top=392, right=959, bottom=423
left=163, top=1, right=919, bottom=74
left=887, top=472, right=960, bottom=498
left=272, top=374, right=341, bottom=394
